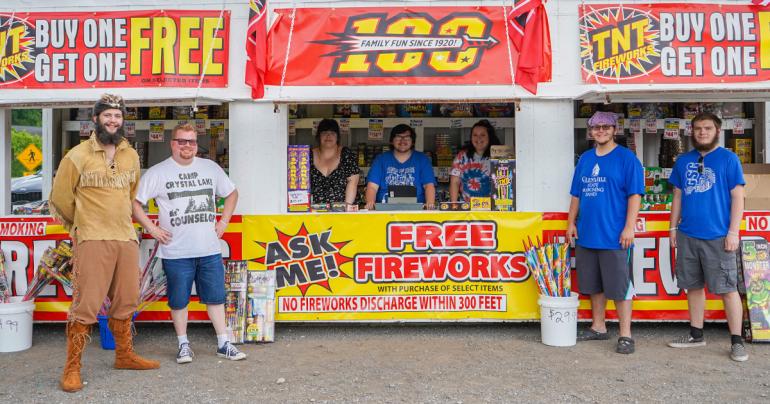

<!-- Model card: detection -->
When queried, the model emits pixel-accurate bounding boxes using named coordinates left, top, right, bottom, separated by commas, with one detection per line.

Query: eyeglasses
left=393, top=134, right=412, bottom=141
left=173, top=138, right=198, bottom=146
left=590, top=125, right=614, bottom=131
left=697, top=155, right=704, bottom=174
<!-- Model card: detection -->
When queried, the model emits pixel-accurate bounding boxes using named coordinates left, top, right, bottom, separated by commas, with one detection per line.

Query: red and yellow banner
left=0, top=10, right=229, bottom=88
left=265, top=7, right=520, bottom=86
left=3, top=212, right=769, bottom=322
left=579, top=3, right=770, bottom=84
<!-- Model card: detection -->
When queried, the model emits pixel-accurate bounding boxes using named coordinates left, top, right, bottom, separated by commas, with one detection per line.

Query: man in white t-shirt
left=133, top=123, right=244, bottom=363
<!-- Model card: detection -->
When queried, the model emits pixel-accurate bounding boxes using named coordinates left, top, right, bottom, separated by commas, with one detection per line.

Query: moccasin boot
left=108, top=317, right=160, bottom=370
left=60, top=321, right=91, bottom=392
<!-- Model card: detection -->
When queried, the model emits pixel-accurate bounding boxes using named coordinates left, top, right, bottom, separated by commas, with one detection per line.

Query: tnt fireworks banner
left=265, top=7, right=521, bottom=86
left=0, top=10, right=229, bottom=89
left=0, top=216, right=242, bottom=321
left=579, top=3, right=770, bottom=84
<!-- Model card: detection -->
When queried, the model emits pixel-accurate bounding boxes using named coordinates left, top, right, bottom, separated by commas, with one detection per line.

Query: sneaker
left=730, top=343, right=748, bottom=362
left=176, top=342, right=194, bottom=364
left=216, top=341, right=247, bottom=361
left=667, top=334, right=706, bottom=348
left=616, top=337, right=635, bottom=354
left=577, top=327, right=610, bottom=341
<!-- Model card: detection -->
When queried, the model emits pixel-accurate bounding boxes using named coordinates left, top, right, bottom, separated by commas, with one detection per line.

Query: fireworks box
left=439, top=201, right=470, bottom=211
left=287, top=145, right=311, bottom=212
left=224, top=261, right=248, bottom=344
left=490, top=159, right=515, bottom=211
left=245, top=270, right=276, bottom=343
left=742, top=164, right=770, bottom=210
left=470, top=197, right=491, bottom=211
left=739, top=238, right=770, bottom=342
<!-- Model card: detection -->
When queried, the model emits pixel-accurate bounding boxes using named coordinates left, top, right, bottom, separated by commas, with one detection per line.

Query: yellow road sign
left=17, top=143, right=42, bottom=172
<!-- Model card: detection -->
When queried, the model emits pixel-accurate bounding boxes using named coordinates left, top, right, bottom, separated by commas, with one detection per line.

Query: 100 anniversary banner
left=265, top=7, right=517, bottom=86
left=580, top=3, right=770, bottom=84
left=3, top=212, right=770, bottom=322
left=0, top=10, right=229, bottom=88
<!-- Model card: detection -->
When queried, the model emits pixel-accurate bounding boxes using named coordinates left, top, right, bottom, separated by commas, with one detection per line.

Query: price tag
left=149, top=121, right=165, bottom=142
left=368, top=119, right=383, bottom=140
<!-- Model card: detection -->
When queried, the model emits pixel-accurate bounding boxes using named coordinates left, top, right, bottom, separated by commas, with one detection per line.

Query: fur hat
left=93, top=94, right=126, bottom=117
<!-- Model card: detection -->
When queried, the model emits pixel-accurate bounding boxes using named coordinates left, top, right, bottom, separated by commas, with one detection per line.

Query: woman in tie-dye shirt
left=449, top=119, right=502, bottom=202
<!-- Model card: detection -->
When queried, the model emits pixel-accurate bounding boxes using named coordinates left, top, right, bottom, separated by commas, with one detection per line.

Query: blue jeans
left=162, top=254, right=225, bottom=310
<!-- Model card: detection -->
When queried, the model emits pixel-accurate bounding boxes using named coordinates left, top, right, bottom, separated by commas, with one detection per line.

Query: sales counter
left=2, top=210, right=769, bottom=323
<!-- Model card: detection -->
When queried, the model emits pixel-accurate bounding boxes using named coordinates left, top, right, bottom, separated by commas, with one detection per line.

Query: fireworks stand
left=1, top=1, right=770, bottom=328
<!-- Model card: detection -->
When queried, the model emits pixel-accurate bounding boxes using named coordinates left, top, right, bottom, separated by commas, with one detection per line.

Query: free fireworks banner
left=0, top=10, right=229, bottom=88
left=265, top=7, right=523, bottom=86
left=4, top=212, right=770, bottom=322
left=579, top=3, right=770, bottom=84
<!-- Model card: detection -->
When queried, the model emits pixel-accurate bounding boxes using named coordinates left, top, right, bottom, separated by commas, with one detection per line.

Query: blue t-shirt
left=569, top=146, right=644, bottom=250
left=668, top=147, right=745, bottom=240
left=367, top=151, right=436, bottom=203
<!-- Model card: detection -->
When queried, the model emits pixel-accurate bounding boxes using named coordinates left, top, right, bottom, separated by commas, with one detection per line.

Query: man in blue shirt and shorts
left=667, top=112, right=748, bottom=362
left=567, top=111, right=644, bottom=354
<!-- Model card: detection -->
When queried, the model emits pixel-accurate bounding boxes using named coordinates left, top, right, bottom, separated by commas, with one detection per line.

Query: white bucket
left=538, top=293, right=579, bottom=347
left=0, top=296, right=35, bottom=353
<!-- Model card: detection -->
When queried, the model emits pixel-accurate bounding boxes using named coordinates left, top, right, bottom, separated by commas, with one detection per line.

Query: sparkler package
left=490, top=159, right=515, bottom=211
left=225, top=260, right=248, bottom=344
left=245, top=270, right=276, bottom=343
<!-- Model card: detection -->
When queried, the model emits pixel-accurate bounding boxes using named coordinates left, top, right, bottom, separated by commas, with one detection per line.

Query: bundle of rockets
left=523, top=236, right=572, bottom=297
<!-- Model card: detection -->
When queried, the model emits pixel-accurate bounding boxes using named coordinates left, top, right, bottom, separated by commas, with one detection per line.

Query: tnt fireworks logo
left=580, top=7, right=664, bottom=81
left=252, top=224, right=353, bottom=295
left=317, top=12, right=497, bottom=77
left=0, top=14, right=38, bottom=85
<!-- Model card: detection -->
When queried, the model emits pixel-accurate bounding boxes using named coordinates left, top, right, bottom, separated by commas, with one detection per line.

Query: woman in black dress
left=310, top=119, right=360, bottom=205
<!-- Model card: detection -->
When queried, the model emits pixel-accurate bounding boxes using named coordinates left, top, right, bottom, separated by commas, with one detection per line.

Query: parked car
left=11, top=172, right=42, bottom=205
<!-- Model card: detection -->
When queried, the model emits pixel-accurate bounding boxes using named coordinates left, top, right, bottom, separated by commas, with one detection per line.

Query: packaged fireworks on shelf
left=333, top=104, right=361, bottom=118
left=733, top=138, right=753, bottom=164
left=367, top=104, right=397, bottom=118
left=225, top=260, right=248, bottom=344
left=722, top=102, right=744, bottom=118
left=124, top=107, right=142, bottom=120
left=148, top=106, right=168, bottom=119
left=287, top=145, right=311, bottom=212
left=245, top=270, right=276, bottom=343
left=172, top=106, right=193, bottom=119
left=397, top=104, right=434, bottom=117
left=474, top=103, right=515, bottom=117
left=470, top=197, right=491, bottom=211
left=577, top=102, right=597, bottom=118
left=700, top=102, right=724, bottom=118
left=680, top=103, right=701, bottom=120
left=438, top=103, right=474, bottom=117
left=490, top=159, right=515, bottom=211
left=439, top=201, right=470, bottom=211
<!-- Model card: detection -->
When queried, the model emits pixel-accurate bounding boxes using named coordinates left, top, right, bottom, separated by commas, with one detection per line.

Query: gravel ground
left=1, top=322, right=769, bottom=403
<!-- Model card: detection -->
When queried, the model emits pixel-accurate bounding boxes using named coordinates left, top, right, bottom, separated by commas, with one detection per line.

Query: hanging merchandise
left=491, top=159, right=516, bottom=211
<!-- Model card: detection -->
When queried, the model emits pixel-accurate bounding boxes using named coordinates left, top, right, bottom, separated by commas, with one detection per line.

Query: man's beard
left=693, top=134, right=719, bottom=152
left=95, top=121, right=125, bottom=145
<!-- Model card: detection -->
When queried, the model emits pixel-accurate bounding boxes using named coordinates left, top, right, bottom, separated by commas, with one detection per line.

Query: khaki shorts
left=675, top=232, right=738, bottom=294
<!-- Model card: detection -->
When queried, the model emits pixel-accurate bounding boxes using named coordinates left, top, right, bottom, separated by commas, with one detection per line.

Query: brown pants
left=69, top=240, right=140, bottom=324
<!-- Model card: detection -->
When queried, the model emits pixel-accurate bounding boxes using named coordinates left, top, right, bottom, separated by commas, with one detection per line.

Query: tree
left=11, top=109, right=42, bottom=127
left=11, top=129, right=42, bottom=177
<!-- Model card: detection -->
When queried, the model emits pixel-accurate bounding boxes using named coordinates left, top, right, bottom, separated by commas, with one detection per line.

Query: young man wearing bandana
left=667, top=112, right=748, bottom=362
left=50, top=94, right=160, bottom=392
left=567, top=111, right=644, bottom=354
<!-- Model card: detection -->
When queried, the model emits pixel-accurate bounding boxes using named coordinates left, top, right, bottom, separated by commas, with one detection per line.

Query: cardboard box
left=743, top=164, right=770, bottom=210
